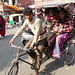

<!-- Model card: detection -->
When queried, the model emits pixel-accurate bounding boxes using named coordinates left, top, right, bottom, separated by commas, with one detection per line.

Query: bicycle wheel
left=65, top=43, right=75, bottom=66
left=5, top=61, right=19, bottom=75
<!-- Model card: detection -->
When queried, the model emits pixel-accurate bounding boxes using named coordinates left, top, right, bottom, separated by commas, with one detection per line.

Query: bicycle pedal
left=43, top=56, right=49, bottom=61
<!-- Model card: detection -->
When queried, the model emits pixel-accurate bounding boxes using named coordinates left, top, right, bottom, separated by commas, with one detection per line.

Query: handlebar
left=11, top=43, right=30, bottom=51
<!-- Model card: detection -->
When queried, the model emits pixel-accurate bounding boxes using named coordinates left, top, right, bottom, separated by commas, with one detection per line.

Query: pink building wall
left=18, top=0, right=33, bottom=7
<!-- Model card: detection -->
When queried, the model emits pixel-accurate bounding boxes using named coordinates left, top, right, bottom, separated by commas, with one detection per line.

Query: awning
left=43, top=3, right=68, bottom=8
left=35, top=0, right=75, bottom=8
left=5, top=5, right=24, bottom=10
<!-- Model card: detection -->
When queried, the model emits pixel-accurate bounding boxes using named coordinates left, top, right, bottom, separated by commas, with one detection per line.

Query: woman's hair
left=0, top=15, right=3, bottom=19
left=45, top=7, right=58, bottom=15
left=59, top=7, right=68, bottom=16
left=59, top=7, right=69, bottom=19
left=49, top=8, right=56, bottom=13
left=23, top=7, right=32, bottom=15
left=58, top=7, right=69, bottom=23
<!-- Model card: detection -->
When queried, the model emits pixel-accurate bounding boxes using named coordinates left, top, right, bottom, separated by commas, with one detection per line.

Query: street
left=0, top=26, right=75, bottom=75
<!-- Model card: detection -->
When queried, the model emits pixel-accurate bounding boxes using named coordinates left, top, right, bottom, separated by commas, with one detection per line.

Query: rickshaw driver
left=9, top=7, right=47, bottom=75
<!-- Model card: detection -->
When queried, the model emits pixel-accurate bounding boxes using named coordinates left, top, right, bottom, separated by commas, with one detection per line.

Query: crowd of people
left=8, top=6, right=74, bottom=75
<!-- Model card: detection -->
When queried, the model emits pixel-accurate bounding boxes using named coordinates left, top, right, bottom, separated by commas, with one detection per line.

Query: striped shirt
left=54, top=17, right=74, bottom=33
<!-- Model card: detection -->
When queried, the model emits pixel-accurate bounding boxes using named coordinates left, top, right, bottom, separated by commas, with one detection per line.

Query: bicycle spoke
left=5, top=62, right=19, bottom=75
left=65, top=43, right=75, bottom=65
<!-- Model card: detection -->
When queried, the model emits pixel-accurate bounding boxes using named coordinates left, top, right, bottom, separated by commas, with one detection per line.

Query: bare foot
left=33, top=70, right=39, bottom=75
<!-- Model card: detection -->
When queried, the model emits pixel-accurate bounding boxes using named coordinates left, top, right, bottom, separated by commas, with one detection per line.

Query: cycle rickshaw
left=5, top=32, right=75, bottom=75
left=5, top=3, right=75, bottom=75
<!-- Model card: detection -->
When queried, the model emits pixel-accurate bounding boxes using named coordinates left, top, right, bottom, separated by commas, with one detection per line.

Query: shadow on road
left=0, top=35, right=75, bottom=74
left=39, top=54, right=75, bottom=75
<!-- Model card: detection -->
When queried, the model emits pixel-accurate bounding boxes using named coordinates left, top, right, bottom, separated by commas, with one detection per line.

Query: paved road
left=0, top=26, right=75, bottom=75
left=0, top=26, right=24, bottom=75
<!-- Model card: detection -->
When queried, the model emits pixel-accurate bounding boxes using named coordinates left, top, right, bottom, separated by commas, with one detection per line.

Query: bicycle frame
left=11, top=43, right=35, bottom=67
left=18, top=49, right=33, bottom=66
left=11, top=39, right=75, bottom=67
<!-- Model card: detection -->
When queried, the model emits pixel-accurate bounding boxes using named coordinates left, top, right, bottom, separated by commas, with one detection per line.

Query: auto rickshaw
left=9, top=14, right=23, bottom=27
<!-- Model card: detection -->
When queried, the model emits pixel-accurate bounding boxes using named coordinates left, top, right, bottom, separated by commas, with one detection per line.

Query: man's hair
left=23, top=7, right=32, bottom=15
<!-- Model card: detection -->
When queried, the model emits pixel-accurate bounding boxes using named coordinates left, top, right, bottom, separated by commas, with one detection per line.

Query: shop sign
left=44, top=1, right=60, bottom=5
left=36, top=3, right=42, bottom=5
left=66, top=0, right=75, bottom=2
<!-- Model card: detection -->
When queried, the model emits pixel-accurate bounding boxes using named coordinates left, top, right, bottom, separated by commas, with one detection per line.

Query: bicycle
left=5, top=37, right=75, bottom=75
left=5, top=43, right=36, bottom=75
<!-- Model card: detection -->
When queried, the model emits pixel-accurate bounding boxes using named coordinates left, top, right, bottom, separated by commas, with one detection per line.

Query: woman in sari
left=53, top=7, right=74, bottom=58
left=44, top=8, right=58, bottom=31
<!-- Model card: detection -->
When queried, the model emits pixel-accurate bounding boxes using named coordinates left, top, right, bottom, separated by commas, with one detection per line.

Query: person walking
left=0, top=15, right=6, bottom=38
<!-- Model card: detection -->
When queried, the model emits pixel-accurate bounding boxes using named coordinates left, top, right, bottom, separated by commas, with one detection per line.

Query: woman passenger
left=44, top=8, right=58, bottom=34
left=43, top=8, right=58, bottom=56
left=53, top=7, right=74, bottom=58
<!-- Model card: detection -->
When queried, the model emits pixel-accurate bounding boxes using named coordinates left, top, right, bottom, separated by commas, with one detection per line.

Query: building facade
left=35, top=0, right=75, bottom=8
left=0, top=0, right=33, bottom=15
left=17, top=0, right=33, bottom=7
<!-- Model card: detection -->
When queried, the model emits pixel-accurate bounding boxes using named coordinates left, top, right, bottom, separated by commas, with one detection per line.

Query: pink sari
left=53, top=33, right=67, bottom=59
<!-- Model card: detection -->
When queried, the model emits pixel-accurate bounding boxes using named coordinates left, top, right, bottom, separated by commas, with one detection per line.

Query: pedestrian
left=9, top=7, right=47, bottom=75
left=0, top=15, right=6, bottom=38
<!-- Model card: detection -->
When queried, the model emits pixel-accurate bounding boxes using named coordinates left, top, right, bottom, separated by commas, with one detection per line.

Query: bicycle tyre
left=65, top=43, right=75, bottom=66
left=5, top=61, right=19, bottom=75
